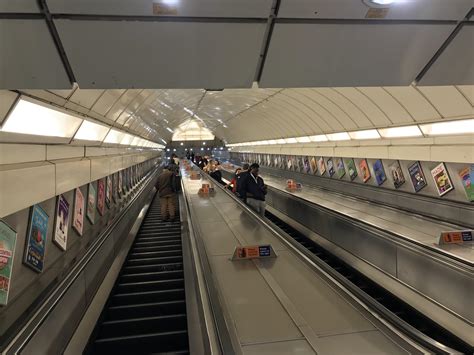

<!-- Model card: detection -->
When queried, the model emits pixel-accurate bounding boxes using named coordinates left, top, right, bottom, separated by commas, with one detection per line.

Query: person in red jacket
left=225, top=168, right=242, bottom=193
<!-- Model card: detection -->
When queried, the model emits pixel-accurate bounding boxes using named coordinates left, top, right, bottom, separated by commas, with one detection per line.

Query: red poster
left=97, top=179, right=106, bottom=216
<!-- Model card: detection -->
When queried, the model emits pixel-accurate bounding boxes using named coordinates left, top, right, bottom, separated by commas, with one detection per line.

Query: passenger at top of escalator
left=236, top=163, right=250, bottom=198
left=209, top=163, right=223, bottom=184
left=171, top=153, right=180, bottom=166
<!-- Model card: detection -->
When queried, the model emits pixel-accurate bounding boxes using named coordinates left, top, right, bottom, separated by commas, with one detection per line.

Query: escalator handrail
left=3, top=166, right=161, bottom=354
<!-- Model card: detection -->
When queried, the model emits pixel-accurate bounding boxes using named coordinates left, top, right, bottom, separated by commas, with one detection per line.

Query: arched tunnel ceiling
left=6, top=84, right=471, bottom=145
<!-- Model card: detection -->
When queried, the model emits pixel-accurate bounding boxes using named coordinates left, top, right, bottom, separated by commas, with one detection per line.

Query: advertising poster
left=274, top=155, right=279, bottom=168
left=303, top=157, right=311, bottom=174
left=106, top=176, right=112, bottom=207
left=87, top=183, right=96, bottom=224
left=267, top=154, right=272, bottom=167
left=431, top=163, right=454, bottom=197
left=389, top=160, right=405, bottom=189
left=318, top=157, right=326, bottom=176
left=373, top=159, right=387, bottom=186
left=53, top=194, right=69, bottom=251
left=97, top=179, right=106, bottom=216
left=24, top=204, right=48, bottom=273
left=0, top=220, right=17, bottom=305
left=359, top=159, right=371, bottom=183
left=286, top=156, right=292, bottom=170
left=408, top=161, right=427, bottom=193
left=118, top=171, right=123, bottom=196
left=295, top=156, right=302, bottom=172
left=346, top=159, right=358, bottom=181
left=310, top=157, right=317, bottom=174
left=336, top=158, right=346, bottom=179
left=327, top=158, right=335, bottom=177
left=112, top=173, right=118, bottom=203
left=73, top=188, right=85, bottom=235
left=458, top=165, right=474, bottom=201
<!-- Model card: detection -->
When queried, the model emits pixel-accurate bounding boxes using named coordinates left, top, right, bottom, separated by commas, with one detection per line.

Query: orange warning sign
left=231, top=245, right=276, bottom=261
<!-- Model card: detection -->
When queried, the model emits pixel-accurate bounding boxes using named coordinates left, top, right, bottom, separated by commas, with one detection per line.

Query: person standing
left=241, top=163, right=267, bottom=216
left=236, top=163, right=250, bottom=198
left=225, top=168, right=242, bottom=193
left=156, top=166, right=177, bottom=222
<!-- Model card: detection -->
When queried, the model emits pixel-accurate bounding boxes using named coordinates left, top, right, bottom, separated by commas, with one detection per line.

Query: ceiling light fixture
left=326, top=132, right=351, bottom=141
left=419, top=119, right=474, bottom=136
left=378, top=125, right=422, bottom=138
left=349, top=129, right=381, bottom=140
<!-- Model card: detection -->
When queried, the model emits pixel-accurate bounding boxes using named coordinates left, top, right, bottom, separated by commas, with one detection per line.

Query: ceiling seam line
left=277, top=92, right=326, bottom=134
left=381, top=87, right=417, bottom=123
left=453, top=86, right=474, bottom=107
left=38, top=0, right=76, bottom=85
left=330, top=88, right=376, bottom=127
left=104, top=90, right=128, bottom=117
left=295, top=89, right=345, bottom=131
left=263, top=99, right=307, bottom=137
left=114, top=89, right=145, bottom=124
left=311, top=88, right=360, bottom=130
left=412, top=87, right=445, bottom=119
left=354, top=87, right=394, bottom=125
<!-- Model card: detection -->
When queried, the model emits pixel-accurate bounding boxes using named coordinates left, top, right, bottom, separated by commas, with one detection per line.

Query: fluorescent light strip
left=74, top=120, right=110, bottom=141
left=104, top=129, right=125, bottom=144
left=349, top=129, right=380, bottom=140
left=419, top=119, right=474, bottom=136
left=1, top=97, right=83, bottom=138
left=378, top=125, right=422, bottom=138
left=326, top=132, right=351, bottom=141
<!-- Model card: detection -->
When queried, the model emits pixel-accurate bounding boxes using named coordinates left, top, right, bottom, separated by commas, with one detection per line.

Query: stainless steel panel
left=419, top=24, right=474, bottom=85
left=55, top=20, right=266, bottom=89
left=278, top=0, right=473, bottom=21
left=198, top=221, right=240, bottom=255
left=260, top=22, right=454, bottom=87
left=48, top=0, right=273, bottom=18
left=21, top=272, right=88, bottom=355
left=242, top=339, right=315, bottom=355
left=397, top=247, right=474, bottom=322
left=0, top=20, right=70, bottom=89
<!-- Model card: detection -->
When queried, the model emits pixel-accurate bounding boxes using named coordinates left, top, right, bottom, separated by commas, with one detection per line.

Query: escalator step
left=123, top=262, right=183, bottom=274
left=126, top=256, right=183, bottom=266
left=107, top=300, right=186, bottom=320
left=93, top=330, right=188, bottom=353
left=137, top=233, right=181, bottom=239
left=120, top=270, right=183, bottom=283
left=133, top=244, right=182, bottom=253
left=130, top=250, right=182, bottom=258
left=117, top=278, right=184, bottom=293
left=111, top=288, right=185, bottom=306
left=98, top=314, right=187, bottom=338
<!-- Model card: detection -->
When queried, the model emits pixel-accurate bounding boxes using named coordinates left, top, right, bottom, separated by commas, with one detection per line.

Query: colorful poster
left=87, top=183, right=96, bottom=224
left=295, top=156, right=303, bottom=172
left=459, top=165, right=474, bottom=202
left=53, top=195, right=69, bottom=251
left=0, top=220, right=17, bottom=305
left=286, top=156, right=292, bottom=170
left=389, top=160, right=405, bottom=189
left=310, top=157, right=317, bottom=174
left=327, top=158, right=335, bottom=177
left=318, top=157, right=326, bottom=176
left=303, top=157, right=311, bottom=174
left=24, top=205, right=48, bottom=273
left=359, top=159, right=371, bottom=183
left=408, top=161, right=427, bottom=193
left=113, top=173, right=118, bottom=202
left=373, top=159, right=386, bottom=186
left=346, top=159, right=358, bottom=181
left=274, top=155, right=279, bottom=168
left=97, top=179, right=106, bottom=216
left=336, top=158, right=346, bottom=179
left=73, top=188, right=85, bottom=235
left=431, top=163, right=454, bottom=197
left=106, top=176, right=112, bottom=207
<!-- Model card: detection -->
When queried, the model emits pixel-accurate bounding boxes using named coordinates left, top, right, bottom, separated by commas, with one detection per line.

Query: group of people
left=156, top=151, right=268, bottom=221
left=225, top=163, right=267, bottom=217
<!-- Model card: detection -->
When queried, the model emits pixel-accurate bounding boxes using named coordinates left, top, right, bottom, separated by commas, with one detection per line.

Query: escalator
left=86, top=194, right=189, bottom=354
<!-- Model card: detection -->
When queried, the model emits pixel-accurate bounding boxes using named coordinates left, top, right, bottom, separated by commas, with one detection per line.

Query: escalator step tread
left=109, top=300, right=186, bottom=311
left=113, top=288, right=185, bottom=298
left=94, top=329, right=187, bottom=343
left=102, top=313, right=187, bottom=326
left=118, top=278, right=184, bottom=287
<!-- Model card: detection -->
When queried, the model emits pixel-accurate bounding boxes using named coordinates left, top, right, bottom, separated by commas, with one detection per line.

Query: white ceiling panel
left=0, top=1, right=40, bottom=13
left=116, top=89, right=152, bottom=125
left=0, top=91, right=18, bottom=125
left=47, top=88, right=76, bottom=99
left=417, top=86, right=473, bottom=118
left=47, top=0, right=273, bottom=18
left=91, top=89, right=125, bottom=116
left=55, top=20, right=266, bottom=89
left=260, top=22, right=454, bottom=87
left=106, top=89, right=141, bottom=121
left=69, top=89, right=104, bottom=109
left=278, top=0, right=473, bottom=21
left=357, top=87, right=413, bottom=124
left=418, top=24, right=474, bottom=85
left=384, top=86, right=441, bottom=122
left=456, top=85, right=474, bottom=106
left=0, top=20, right=70, bottom=89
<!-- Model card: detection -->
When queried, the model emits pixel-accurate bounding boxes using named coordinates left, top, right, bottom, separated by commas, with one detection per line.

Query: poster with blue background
left=373, top=159, right=387, bottom=186
left=24, top=205, right=48, bottom=273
